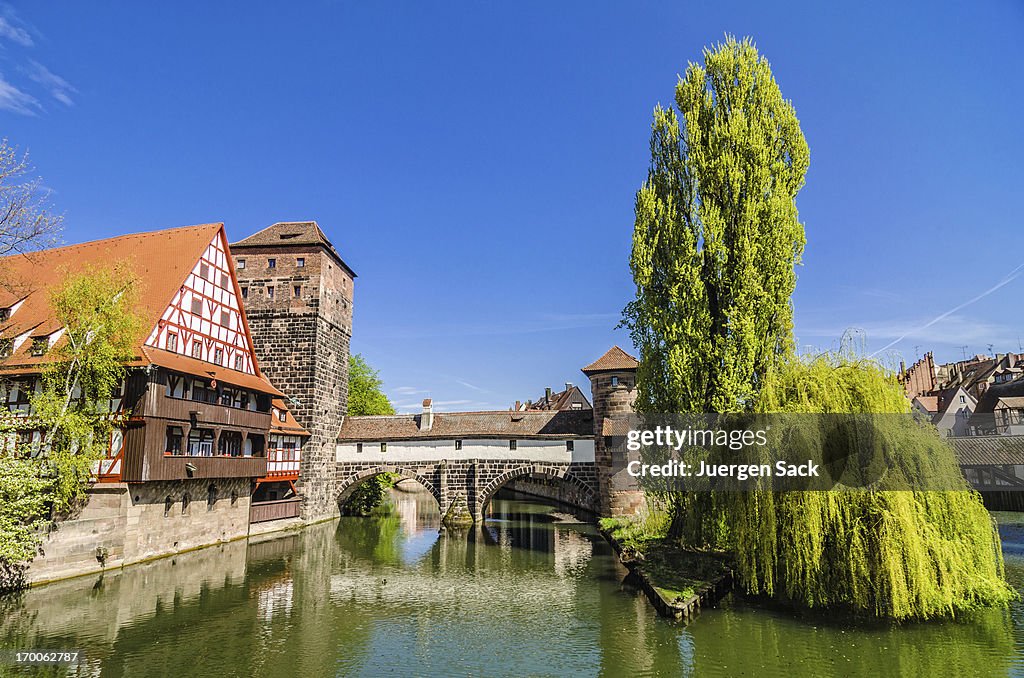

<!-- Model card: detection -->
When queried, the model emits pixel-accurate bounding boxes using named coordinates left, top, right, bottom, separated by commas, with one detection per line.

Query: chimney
left=420, top=398, right=433, bottom=431
left=514, top=400, right=521, bottom=411
left=565, top=382, right=573, bottom=391
left=545, top=387, right=552, bottom=403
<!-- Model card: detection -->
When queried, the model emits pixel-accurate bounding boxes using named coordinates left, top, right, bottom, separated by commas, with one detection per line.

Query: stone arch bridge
left=334, top=459, right=600, bottom=523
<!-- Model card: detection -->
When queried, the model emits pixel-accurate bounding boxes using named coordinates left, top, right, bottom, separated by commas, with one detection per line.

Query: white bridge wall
left=336, top=438, right=595, bottom=464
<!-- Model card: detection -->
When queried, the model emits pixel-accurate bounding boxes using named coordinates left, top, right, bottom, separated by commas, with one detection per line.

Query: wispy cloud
left=454, top=378, right=487, bottom=393
left=0, top=16, right=32, bottom=47
left=0, top=73, right=38, bottom=114
left=392, top=386, right=430, bottom=396
left=26, top=60, right=75, bottom=106
left=868, top=261, right=1024, bottom=356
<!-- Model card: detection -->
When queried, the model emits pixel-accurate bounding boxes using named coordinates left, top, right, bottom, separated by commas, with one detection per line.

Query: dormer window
left=30, top=337, right=47, bottom=357
left=0, top=308, right=9, bottom=321
left=278, top=410, right=287, bottom=423
left=0, top=338, right=12, bottom=357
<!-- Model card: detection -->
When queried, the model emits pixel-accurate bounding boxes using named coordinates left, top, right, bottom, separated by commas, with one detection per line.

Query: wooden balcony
left=250, top=497, right=301, bottom=524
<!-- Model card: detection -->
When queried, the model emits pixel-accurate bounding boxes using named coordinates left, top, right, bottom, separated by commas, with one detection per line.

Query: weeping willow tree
left=622, top=37, right=1013, bottom=619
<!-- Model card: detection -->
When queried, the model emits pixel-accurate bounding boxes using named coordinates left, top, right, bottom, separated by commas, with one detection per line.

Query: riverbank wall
left=26, top=478, right=255, bottom=586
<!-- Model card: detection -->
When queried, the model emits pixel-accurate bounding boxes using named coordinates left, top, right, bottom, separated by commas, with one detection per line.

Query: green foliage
left=342, top=474, right=400, bottom=517
left=348, top=354, right=395, bottom=417
left=623, top=37, right=1013, bottom=620
left=623, top=35, right=808, bottom=417
left=0, top=265, right=140, bottom=581
left=715, top=349, right=1015, bottom=620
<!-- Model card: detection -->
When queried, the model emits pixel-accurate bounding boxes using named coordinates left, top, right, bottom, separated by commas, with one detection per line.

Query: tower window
left=267, top=286, right=275, bottom=299
left=241, top=286, right=248, bottom=299
left=611, top=376, right=619, bottom=387
left=297, top=257, right=305, bottom=267
left=293, top=285, right=301, bottom=298
left=237, top=259, right=246, bottom=269
left=268, top=258, right=276, bottom=269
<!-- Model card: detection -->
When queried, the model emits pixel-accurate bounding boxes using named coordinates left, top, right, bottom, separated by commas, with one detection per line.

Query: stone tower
left=582, top=346, right=645, bottom=516
left=230, top=221, right=355, bottom=520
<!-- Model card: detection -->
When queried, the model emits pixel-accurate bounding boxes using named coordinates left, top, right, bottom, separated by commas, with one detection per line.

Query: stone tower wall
left=588, top=370, right=645, bottom=516
left=232, top=243, right=353, bottom=521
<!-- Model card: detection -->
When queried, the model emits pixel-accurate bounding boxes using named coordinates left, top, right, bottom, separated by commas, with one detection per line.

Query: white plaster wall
left=336, top=438, right=595, bottom=464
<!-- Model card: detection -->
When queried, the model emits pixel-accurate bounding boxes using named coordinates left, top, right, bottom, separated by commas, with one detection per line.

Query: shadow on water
left=0, top=489, right=1022, bottom=677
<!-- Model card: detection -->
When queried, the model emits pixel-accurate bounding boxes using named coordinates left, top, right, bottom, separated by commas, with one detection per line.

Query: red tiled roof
left=142, top=347, right=282, bottom=396
left=271, top=397, right=310, bottom=436
left=581, top=346, right=638, bottom=374
left=0, top=223, right=222, bottom=370
left=230, top=221, right=355, bottom=277
left=338, top=409, right=594, bottom=442
left=914, top=395, right=939, bottom=413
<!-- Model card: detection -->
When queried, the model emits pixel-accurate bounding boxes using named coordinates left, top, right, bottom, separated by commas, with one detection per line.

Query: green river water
left=1, top=484, right=1022, bottom=677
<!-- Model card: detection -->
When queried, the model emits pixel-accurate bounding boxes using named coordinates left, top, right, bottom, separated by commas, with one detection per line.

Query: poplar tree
left=623, top=37, right=1013, bottom=619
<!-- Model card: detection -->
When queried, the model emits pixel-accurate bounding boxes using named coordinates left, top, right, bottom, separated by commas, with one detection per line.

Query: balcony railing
left=250, top=497, right=301, bottom=523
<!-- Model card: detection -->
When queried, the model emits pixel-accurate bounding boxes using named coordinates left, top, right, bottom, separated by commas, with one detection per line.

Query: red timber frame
left=143, top=227, right=261, bottom=375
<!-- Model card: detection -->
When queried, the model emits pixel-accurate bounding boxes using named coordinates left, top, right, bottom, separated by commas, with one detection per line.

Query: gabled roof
left=581, top=346, right=639, bottom=375
left=525, top=384, right=592, bottom=411
left=913, top=395, right=939, bottom=413
left=0, top=222, right=282, bottom=396
left=950, top=436, right=1024, bottom=466
left=338, top=409, right=594, bottom=442
left=230, top=221, right=356, bottom=277
left=0, top=223, right=221, bottom=369
left=271, top=398, right=310, bottom=436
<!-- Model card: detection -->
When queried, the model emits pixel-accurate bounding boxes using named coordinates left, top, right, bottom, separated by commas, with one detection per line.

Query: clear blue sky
left=2, top=2, right=1022, bottom=411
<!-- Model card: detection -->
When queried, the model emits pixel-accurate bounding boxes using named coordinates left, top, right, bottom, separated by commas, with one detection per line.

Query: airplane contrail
left=871, top=260, right=1024, bottom=357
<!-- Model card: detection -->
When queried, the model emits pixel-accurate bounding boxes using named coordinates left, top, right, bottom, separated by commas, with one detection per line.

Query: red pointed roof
left=581, top=346, right=639, bottom=375
left=0, top=223, right=280, bottom=396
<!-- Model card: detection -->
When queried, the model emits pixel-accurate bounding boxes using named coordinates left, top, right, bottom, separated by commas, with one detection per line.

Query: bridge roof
left=950, top=435, right=1024, bottom=466
left=338, top=409, right=594, bottom=442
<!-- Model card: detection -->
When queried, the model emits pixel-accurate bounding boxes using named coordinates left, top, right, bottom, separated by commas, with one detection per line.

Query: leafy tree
left=348, top=354, right=395, bottom=416
left=623, top=37, right=1011, bottom=619
left=0, top=265, right=140, bottom=587
left=343, top=353, right=397, bottom=514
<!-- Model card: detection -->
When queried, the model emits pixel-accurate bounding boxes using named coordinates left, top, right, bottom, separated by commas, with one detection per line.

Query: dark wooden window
left=380, top=442, right=387, bottom=453
left=30, top=337, right=47, bottom=356
left=455, top=440, right=462, bottom=450
left=566, top=440, right=574, bottom=452
left=166, top=426, right=183, bottom=455
left=187, top=428, right=215, bottom=456
left=509, top=440, right=517, bottom=451
left=218, top=431, right=242, bottom=457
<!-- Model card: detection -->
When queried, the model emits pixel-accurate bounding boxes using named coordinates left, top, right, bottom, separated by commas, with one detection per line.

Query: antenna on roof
left=959, top=345, right=969, bottom=360
left=988, top=344, right=995, bottom=354
left=913, top=345, right=920, bottom=357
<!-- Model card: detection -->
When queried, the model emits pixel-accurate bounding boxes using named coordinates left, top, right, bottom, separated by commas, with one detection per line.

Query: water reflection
left=0, top=488, right=1021, bottom=677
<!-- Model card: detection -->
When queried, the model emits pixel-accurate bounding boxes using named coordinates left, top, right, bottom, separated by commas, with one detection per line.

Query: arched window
left=182, top=493, right=191, bottom=514
left=164, top=495, right=173, bottom=517
left=207, top=484, right=218, bottom=510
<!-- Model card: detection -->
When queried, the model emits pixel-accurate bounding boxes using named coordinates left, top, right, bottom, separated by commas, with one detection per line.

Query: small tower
left=230, top=221, right=355, bottom=520
left=582, top=346, right=644, bottom=516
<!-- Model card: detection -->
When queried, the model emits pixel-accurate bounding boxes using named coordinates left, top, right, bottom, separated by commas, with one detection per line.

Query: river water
left=1, top=483, right=1023, bottom=677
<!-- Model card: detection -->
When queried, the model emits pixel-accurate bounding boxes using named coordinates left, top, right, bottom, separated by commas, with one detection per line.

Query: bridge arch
left=336, top=465, right=442, bottom=513
left=476, top=464, right=597, bottom=520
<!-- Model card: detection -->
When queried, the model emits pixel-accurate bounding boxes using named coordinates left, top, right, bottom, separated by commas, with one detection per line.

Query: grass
left=601, top=512, right=732, bottom=604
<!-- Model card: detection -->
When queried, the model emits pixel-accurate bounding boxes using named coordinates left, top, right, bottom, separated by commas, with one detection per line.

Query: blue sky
left=1, top=2, right=1022, bottom=411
